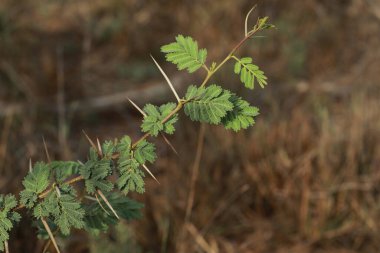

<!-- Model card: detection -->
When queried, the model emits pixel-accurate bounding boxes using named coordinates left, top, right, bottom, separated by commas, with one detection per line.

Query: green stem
left=200, top=71, right=213, bottom=87
left=202, top=64, right=210, bottom=73
left=231, top=55, right=240, bottom=62
left=200, top=27, right=261, bottom=88
left=132, top=102, right=184, bottom=149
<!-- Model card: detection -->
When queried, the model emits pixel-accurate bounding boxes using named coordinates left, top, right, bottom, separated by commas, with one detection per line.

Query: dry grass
left=130, top=83, right=380, bottom=253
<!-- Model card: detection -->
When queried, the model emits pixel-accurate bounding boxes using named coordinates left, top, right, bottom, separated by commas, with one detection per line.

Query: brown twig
left=185, top=123, right=206, bottom=221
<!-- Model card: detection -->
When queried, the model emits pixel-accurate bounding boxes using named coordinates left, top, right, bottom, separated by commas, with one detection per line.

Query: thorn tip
left=150, top=55, right=181, bottom=103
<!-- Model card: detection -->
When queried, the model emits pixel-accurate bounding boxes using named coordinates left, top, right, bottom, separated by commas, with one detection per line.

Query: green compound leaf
left=161, top=35, right=207, bottom=73
left=233, top=56, right=267, bottom=89
left=34, top=192, right=85, bottom=235
left=80, top=148, right=114, bottom=194
left=254, top=16, right=275, bottom=31
left=50, top=161, right=83, bottom=184
left=184, top=84, right=234, bottom=124
left=116, top=139, right=145, bottom=194
left=84, top=192, right=143, bottom=235
left=101, top=140, right=116, bottom=159
left=20, top=162, right=51, bottom=208
left=141, top=104, right=162, bottom=136
left=54, top=194, right=85, bottom=235
left=33, top=202, right=50, bottom=219
left=0, top=194, right=21, bottom=252
left=221, top=94, right=260, bottom=132
left=116, top=135, right=132, bottom=156
left=160, top=103, right=178, bottom=134
left=117, top=156, right=145, bottom=194
left=141, top=103, right=178, bottom=136
left=134, top=140, right=157, bottom=165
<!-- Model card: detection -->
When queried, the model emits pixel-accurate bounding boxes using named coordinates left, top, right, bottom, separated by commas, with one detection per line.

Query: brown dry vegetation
left=1, top=0, right=380, bottom=252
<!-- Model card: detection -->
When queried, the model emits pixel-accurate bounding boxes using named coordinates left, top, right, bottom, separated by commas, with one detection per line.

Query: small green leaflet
left=161, top=35, right=207, bottom=73
left=116, top=135, right=132, bottom=156
left=33, top=192, right=85, bottom=235
left=101, top=140, right=116, bottom=159
left=80, top=148, right=114, bottom=194
left=184, top=84, right=234, bottom=124
left=254, top=16, right=275, bottom=31
left=33, top=202, right=50, bottom=219
left=21, top=162, right=51, bottom=194
left=54, top=194, right=85, bottom=235
left=117, top=155, right=145, bottom=194
left=0, top=194, right=21, bottom=252
left=20, top=162, right=51, bottom=208
left=116, top=136, right=147, bottom=194
left=233, top=56, right=267, bottom=89
left=134, top=140, right=157, bottom=165
left=159, top=103, right=178, bottom=134
left=221, top=94, right=260, bottom=132
left=141, top=103, right=178, bottom=136
left=84, top=192, right=143, bottom=235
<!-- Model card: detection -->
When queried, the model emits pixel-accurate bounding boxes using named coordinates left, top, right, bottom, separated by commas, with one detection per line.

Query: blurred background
left=1, top=0, right=380, bottom=252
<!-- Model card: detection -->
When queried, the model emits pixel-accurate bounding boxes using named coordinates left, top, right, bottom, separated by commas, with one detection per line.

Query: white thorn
left=42, top=136, right=51, bottom=163
left=150, top=55, right=181, bottom=103
left=161, top=133, right=178, bottom=155
left=4, top=241, right=9, bottom=253
left=127, top=97, right=146, bottom=117
left=82, top=130, right=98, bottom=153
left=97, top=138, right=103, bottom=157
left=142, top=164, right=160, bottom=184
left=41, top=218, right=61, bottom=253
left=84, top=195, right=97, bottom=201
left=245, top=5, right=257, bottom=36
left=55, top=186, right=61, bottom=197
left=95, top=192, right=111, bottom=216
left=97, top=190, right=120, bottom=219
left=29, top=158, right=33, bottom=173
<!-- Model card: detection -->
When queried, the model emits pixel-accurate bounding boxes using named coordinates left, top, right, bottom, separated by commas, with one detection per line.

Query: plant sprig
left=2, top=13, right=274, bottom=253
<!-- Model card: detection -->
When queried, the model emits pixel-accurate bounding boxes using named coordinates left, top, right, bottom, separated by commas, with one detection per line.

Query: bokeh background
left=1, top=0, right=380, bottom=252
